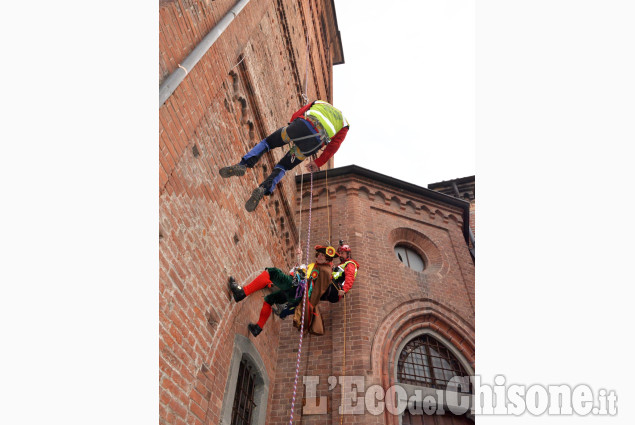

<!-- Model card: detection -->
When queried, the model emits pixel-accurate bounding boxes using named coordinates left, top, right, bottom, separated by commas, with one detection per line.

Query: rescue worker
left=219, top=100, right=349, bottom=212
left=322, top=241, right=360, bottom=303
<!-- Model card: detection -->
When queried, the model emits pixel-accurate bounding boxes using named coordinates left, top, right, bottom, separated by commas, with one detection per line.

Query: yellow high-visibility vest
left=305, top=100, right=348, bottom=139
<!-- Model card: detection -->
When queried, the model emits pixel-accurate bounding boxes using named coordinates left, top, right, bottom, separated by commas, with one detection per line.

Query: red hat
left=315, top=245, right=339, bottom=260
left=337, top=244, right=351, bottom=253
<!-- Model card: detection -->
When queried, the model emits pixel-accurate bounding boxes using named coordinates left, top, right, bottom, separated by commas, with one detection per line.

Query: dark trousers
left=263, top=267, right=302, bottom=306
left=320, top=284, right=341, bottom=303
left=240, top=119, right=322, bottom=194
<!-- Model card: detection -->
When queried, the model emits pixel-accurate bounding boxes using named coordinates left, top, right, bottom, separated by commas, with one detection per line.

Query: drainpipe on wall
left=159, top=0, right=252, bottom=107
left=453, top=182, right=475, bottom=260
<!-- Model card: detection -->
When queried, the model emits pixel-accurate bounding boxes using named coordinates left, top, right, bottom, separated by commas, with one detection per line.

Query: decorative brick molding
left=370, top=301, right=475, bottom=425
left=388, top=227, right=444, bottom=275
left=370, top=298, right=475, bottom=380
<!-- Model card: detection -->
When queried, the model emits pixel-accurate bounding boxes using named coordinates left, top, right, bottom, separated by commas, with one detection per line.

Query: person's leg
left=278, top=296, right=303, bottom=318
left=265, top=267, right=294, bottom=290
left=244, top=120, right=315, bottom=211
left=249, top=289, right=288, bottom=336
left=320, top=284, right=341, bottom=303
left=248, top=301, right=272, bottom=336
left=219, top=127, right=286, bottom=178
left=229, top=270, right=272, bottom=302
left=243, top=270, right=273, bottom=295
left=241, top=127, right=287, bottom=167
left=290, top=118, right=324, bottom=157
left=245, top=149, right=303, bottom=211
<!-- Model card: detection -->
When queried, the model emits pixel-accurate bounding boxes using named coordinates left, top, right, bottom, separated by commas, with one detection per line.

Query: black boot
left=228, top=276, right=246, bottom=302
left=248, top=323, right=263, bottom=337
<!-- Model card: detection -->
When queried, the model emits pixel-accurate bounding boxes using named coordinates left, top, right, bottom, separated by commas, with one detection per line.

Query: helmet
left=337, top=244, right=351, bottom=253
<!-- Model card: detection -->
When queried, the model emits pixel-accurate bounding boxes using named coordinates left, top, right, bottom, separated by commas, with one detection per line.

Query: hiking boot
left=228, top=276, right=246, bottom=302
left=245, top=187, right=266, bottom=212
left=219, top=163, right=247, bottom=178
left=248, top=323, right=263, bottom=337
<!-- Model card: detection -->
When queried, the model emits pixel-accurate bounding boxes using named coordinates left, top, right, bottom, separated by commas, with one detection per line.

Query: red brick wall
left=268, top=173, right=475, bottom=425
left=159, top=1, right=340, bottom=425
left=159, top=1, right=474, bottom=424
left=470, top=199, right=475, bottom=238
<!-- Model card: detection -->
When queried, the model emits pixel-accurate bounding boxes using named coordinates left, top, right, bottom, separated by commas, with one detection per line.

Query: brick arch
left=388, top=227, right=444, bottom=275
left=433, top=208, right=448, bottom=222
left=334, top=184, right=348, bottom=197
left=448, top=213, right=463, bottom=228
left=371, top=300, right=475, bottom=425
left=420, top=204, right=432, bottom=216
left=374, top=190, right=387, bottom=204
left=313, top=186, right=328, bottom=199
left=356, top=185, right=370, bottom=199
left=370, top=297, right=475, bottom=389
left=390, top=195, right=401, bottom=209
left=405, top=200, right=418, bottom=214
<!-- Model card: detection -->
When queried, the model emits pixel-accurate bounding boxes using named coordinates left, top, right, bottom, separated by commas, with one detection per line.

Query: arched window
left=394, top=244, right=425, bottom=272
left=397, top=334, right=471, bottom=393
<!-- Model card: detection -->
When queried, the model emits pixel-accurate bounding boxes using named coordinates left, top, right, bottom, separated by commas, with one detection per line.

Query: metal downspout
left=453, top=182, right=475, bottom=260
left=159, top=0, right=252, bottom=107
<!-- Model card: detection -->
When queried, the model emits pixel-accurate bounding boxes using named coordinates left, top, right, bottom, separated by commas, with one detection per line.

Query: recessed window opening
left=231, top=359, right=257, bottom=424
left=394, top=244, right=425, bottom=272
left=397, top=334, right=471, bottom=394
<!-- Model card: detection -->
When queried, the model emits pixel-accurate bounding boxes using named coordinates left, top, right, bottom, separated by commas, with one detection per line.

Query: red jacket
left=340, top=258, right=360, bottom=294
left=290, top=102, right=349, bottom=168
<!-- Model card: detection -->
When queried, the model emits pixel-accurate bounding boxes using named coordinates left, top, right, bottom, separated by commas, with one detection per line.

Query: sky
left=331, top=0, right=475, bottom=188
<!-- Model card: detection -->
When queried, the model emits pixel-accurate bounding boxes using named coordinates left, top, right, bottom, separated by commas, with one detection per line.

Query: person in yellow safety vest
left=322, top=241, right=360, bottom=303
left=219, top=100, right=349, bottom=212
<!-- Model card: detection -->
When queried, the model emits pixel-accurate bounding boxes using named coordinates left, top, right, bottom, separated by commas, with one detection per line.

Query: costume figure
left=227, top=265, right=306, bottom=337
left=276, top=241, right=360, bottom=319
left=292, top=246, right=339, bottom=335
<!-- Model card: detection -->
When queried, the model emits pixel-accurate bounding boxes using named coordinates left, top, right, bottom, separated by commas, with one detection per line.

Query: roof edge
left=294, top=165, right=470, bottom=210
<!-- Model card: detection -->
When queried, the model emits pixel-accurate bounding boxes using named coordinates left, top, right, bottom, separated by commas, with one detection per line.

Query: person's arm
left=341, top=262, right=357, bottom=293
left=311, top=126, right=349, bottom=169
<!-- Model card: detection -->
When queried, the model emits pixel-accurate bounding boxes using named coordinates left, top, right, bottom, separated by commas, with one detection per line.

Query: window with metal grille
left=231, top=359, right=258, bottom=425
left=397, top=334, right=471, bottom=394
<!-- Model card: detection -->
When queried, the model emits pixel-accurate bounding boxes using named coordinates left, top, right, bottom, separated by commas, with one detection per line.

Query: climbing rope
left=296, top=172, right=304, bottom=266
left=301, top=6, right=311, bottom=105
left=325, top=167, right=330, bottom=242
left=289, top=170, right=314, bottom=425
left=340, top=293, right=346, bottom=425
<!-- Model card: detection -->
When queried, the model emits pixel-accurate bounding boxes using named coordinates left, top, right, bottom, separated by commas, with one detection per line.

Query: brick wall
left=268, top=170, right=475, bottom=425
left=159, top=1, right=341, bottom=424
left=159, top=1, right=474, bottom=424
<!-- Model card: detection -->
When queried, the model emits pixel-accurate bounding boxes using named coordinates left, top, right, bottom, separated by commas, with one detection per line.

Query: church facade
left=159, top=1, right=475, bottom=424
